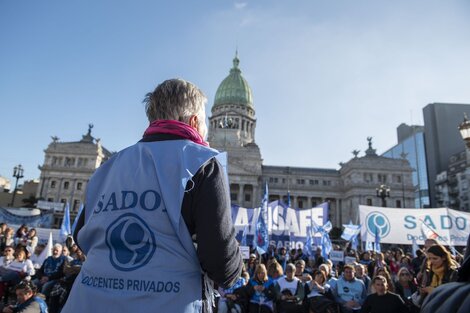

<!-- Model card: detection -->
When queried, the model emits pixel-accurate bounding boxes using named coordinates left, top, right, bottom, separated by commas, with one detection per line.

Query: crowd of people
left=0, top=223, right=85, bottom=313
left=216, top=237, right=470, bottom=313
left=0, top=221, right=469, bottom=313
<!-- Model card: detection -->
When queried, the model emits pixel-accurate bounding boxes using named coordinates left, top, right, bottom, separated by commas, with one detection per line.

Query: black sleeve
left=181, top=157, right=243, bottom=289
left=360, top=295, right=371, bottom=313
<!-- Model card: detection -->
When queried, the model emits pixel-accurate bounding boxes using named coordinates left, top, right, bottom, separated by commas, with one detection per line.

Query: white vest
left=62, top=140, right=219, bottom=313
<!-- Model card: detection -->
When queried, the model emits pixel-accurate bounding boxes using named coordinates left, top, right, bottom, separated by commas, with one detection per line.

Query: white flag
left=37, top=232, right=53, bottom=267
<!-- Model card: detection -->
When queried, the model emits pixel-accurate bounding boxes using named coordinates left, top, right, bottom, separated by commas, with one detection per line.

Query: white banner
left=359, top=205, right=470, bottom=246
left=240, top=246, right=250, bottom=259
left=329, top=250, right=344, bottom=263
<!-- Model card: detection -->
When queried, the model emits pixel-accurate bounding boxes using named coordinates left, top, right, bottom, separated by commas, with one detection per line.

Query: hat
left=250, top=254, right=256, bottom=259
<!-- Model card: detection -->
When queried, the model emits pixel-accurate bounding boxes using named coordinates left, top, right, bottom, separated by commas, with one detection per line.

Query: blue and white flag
left=341, top=221, right=361, bottom=241
left=254, top=183, right=269, bottom=254
left=304, top=226, right=314, bottom=256
left=321, top=231, right=332, bottom=260
left=365, top=240, right=374, bottom=251
left=374, top=227, right=381, bottom=253
left=60, top=202, right=71, bottom=242
left=321, top=221, right=333, bottom=233
left=311, top=219, right=333, bottom=260
left=71, top=203, right=84, bottom=235
left=286, top=191, right=291, bottom=208
left=351, top=233, right=359, bottom=251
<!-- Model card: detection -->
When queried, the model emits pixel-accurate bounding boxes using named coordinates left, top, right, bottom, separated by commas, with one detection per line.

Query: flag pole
left=419, top=219, right=463, bottom=258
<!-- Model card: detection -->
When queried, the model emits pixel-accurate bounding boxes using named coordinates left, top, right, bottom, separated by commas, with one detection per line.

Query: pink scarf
left=143, top=120, right=209, bottom=147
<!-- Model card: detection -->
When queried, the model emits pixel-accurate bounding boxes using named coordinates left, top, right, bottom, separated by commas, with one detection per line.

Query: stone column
left=238, top=184, right=245, bottom=206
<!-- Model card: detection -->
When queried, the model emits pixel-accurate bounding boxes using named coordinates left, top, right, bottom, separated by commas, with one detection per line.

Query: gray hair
left=144, top=78, right=207, bottom=123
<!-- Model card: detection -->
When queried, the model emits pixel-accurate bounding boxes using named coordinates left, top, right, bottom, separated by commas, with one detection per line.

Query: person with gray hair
left=63, top=78, right=242, bottom=313
left=34, top=242, right=65, bottom=301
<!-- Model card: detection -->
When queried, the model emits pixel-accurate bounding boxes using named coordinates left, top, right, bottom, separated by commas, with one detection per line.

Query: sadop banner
left=359, top=205, right=470, bottom=246
left=232, top=201, right=329, bottom=249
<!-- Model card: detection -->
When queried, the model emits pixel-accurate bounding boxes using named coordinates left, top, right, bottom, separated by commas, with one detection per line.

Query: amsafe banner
left=232, top=201, right=329, bottom=249
left=359, top=205, right=470, bottom=246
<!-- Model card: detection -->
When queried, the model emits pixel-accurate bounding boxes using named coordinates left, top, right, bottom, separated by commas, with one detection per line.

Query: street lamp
left=459, top=113, right=470, bottom=148
left=376, top=184, right=390, bottom=207
left=10, top=164, right=24, bottom=207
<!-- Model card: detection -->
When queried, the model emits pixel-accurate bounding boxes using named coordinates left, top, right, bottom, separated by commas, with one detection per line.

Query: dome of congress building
left=214, top=52, right=253, bottom=108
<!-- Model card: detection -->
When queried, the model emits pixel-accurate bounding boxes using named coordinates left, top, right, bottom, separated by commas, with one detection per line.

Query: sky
left=1, top=0, right=470, bottom=183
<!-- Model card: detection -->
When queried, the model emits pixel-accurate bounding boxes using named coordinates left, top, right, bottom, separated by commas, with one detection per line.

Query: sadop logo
left=366, top=212, right=391, bottom=238
left=106, top=213, right=156, bottom=271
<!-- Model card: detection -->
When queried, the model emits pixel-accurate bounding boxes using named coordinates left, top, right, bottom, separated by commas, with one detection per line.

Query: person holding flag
left=254, top=183, right=270, bottom=257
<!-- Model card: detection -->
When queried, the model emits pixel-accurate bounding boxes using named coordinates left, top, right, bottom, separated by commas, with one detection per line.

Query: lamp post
left=10, top=164, right=24, bottom=207
left=376, top=184, right=390, bottom=207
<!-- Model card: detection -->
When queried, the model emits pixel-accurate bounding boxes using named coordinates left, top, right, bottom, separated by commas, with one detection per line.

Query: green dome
left=214, top=54, right=253, bottom=108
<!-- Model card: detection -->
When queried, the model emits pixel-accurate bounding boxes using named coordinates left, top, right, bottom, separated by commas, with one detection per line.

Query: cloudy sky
left=1, top=0, right=470, bottom=182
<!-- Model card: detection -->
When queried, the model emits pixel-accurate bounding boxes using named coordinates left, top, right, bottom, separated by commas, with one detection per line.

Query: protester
left=332, top=264, right=366, bottom=313
left=0, top=230, right=14, bottom=253
left=13, top=226, right=28, bottom=248
left=29, top=245, right=45, bottom=270
left=217, top=275, right=247, bottom=313
left=421, top=235, right=470, bottom=313
left=246, top=254, right=258, bottom=279
left=34, top=244, right=66, bottom=301
left=246, top=264, right=276, bottom=313
left=63, top=78, right=242, bottom=313
left=275, top=263, right=304, bottom=313
left=294, top=260, right=312, bottom=284
left=360, top=276, right=408, bottom=313
left=393, top=267, right=417, bottom=302
left=306, top=269, right=338, bottom=313
left=372, top=267, right=394, bottom=293
left=25, top=229, right=38, bottom=252
left=267, top=260, right=283, bottom=281
left=354, top=264, right=371, bottom=293
left=276, top=247, right=288, bottom=271
left=418, top=244, right=458, bottom=304
left=2, top=280, right=47, bottom=313
left=0, top=248, right=35, bottom=285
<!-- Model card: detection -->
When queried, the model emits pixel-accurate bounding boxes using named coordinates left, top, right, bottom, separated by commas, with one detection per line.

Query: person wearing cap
left=63, top=79, right=242, bottom=313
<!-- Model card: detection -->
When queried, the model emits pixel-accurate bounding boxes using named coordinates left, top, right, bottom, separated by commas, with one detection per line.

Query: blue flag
left=60, top=202, right=71, bottom=242
left=374, top=227, right=381, bottom=253
left=286, top=191, right=291, bottom=208
left=351, top=234, right=359, bottom=251
left=365, top=240, right=374, bottom=251
left=341, top=221, right=361, bottom=241
left=304, top=226, right=314, bottom=256
left=254, top=183, right=269, bottom=254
